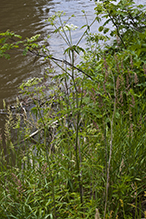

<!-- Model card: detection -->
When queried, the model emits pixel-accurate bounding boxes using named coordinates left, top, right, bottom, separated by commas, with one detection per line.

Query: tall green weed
left=0, top=0, right=146, bottom=218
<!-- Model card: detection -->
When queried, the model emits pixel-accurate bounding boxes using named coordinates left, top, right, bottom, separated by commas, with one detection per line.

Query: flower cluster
left=61, top=23, right=78, bottom=31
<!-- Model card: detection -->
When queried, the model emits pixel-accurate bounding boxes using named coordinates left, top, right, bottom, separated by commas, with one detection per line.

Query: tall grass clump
left=0, top=0, right=146, bottom=218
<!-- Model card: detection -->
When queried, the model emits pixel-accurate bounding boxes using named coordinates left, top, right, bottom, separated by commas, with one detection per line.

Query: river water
left=0, top=0, right=97, bottom=130
left=0, top=0, right=145, bottom=130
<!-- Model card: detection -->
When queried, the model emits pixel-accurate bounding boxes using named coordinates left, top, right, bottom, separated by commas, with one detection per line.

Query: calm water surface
left=0, top=0, right=96, bottom=129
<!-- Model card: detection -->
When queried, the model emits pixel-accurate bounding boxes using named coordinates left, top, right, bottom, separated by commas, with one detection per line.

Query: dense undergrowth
left=0, top=0, right=146, bottom=218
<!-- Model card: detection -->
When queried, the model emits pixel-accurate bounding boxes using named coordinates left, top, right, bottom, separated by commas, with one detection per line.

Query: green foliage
left=0, top=0, right=146, bottom=218
left=0, top=30, right=40, bottom=58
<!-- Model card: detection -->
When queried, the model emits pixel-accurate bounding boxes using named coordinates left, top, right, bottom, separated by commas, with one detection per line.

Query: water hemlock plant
left=0, top=0, right=146, bottom=218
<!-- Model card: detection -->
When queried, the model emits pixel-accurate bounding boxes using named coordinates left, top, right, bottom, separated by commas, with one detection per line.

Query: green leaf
left=98, top=26, right=104, bottom=32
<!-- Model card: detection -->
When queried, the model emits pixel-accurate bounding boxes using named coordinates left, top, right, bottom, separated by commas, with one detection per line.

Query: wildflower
left=103, top=57, right=108, bottom=78
left=103, top=80, right=106, bottom=93
left=129, top=123, right=133, bottom=136
left=143, top=64, right=146, bottom=76
left=126, top=74, right=129, bottom=87
left=130, top=55, right=133, bottom=68
left=134, top=73, right=138, bottom=84
left=116, top=76, right=120, bottom=92
left=120, top=75, right=124, bottom=87
left=119, top=199, right=124, bottom=208
left=11, top=173, right=25, bottom=194
left=109, top=210, right=113, bottom=218
left=61, top=23, right=78, bottom=31
left=131, top=94, right=135, bottom=105
left=120, top=91, right=123, bottom=104
left=144, top=211, right=146, bottom=219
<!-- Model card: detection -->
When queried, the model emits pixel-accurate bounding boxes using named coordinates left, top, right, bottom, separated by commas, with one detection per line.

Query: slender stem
left=53, top=22, right=70, bottom=47
left=46, top=140, right=57, bottom=219
left=59, top=17, right=71, bottom=47
left=69, top=48, right=83, bottom=204
left=103, top=3, right=126, bottom=49
left=69, top=30, right=73, bottom=46
left=108, top=14, right=126, bottom=49
left=28, top=49, right=95, bottom=81
left=71, top=50, right=83, bottom=205
left=77, top=18, right=96, bottom=46
left=104, top=74, right=116, bottom=219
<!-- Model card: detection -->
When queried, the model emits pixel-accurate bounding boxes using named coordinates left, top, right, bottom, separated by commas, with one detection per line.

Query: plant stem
left=71, top=49, right=83, bottom=205
left=104, top=74, right=116, bottom=219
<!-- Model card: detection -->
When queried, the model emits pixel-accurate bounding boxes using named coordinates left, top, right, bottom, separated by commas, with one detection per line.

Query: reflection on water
left=0, top=0, right=96, bottom=108
left=0, top=0, right=96, bottom=130
left=0, top=0, right=53, bottom=107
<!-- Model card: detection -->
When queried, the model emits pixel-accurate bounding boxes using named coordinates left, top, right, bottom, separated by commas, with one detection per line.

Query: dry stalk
left=11, top=173, right=25, bottom=194
left=95, top=208, right=101, bottom=219
left=104, top=72, right=116, bottom=218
